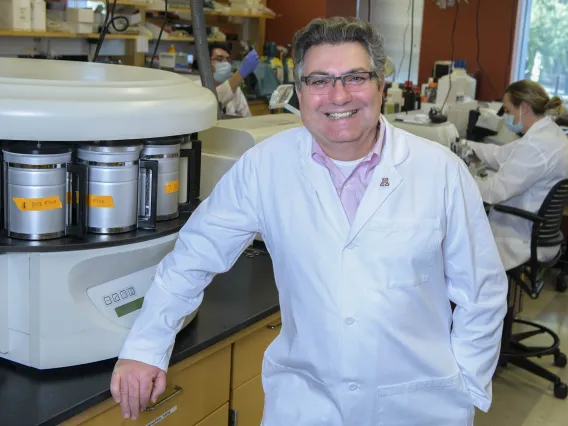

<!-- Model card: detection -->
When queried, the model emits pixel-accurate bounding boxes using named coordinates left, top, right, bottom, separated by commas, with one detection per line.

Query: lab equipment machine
left=0, top=57, right=218, bottom=369
left=199, top=114, right=304, bottom=200
left=385, top=112, right=459, bottom=148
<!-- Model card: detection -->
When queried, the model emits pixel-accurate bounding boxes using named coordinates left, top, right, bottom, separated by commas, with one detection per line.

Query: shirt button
left=346, top=242, right=358, bottom=249
left=345, top=317, right=355, bottom=325
left=348, top=382, right=359, bottom=391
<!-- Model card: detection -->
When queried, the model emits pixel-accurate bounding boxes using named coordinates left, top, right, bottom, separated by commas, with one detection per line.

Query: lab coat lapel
left=346, top=121, right=408, bottom=244
left=298, top=130, right=351, bottom=235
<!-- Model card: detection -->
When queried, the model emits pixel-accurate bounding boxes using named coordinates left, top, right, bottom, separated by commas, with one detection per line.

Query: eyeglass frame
left=300, top=71, right=379, bottom=92
left=211, top=55, right=231, bottom=63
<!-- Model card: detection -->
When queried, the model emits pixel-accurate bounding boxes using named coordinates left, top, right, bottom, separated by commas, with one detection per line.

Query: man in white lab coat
left=111, top=17, right=508, bottom=425
left=468, top=80, right=568, bottom=271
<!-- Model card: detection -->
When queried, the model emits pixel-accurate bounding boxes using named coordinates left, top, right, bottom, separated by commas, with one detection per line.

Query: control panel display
left=115, top=297, right=144, bottom=318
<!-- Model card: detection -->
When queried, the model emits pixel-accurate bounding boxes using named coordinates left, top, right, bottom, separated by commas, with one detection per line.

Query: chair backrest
left=516, top=179, right=568, bottom=299
left=534, top=179, right=568, bottom=248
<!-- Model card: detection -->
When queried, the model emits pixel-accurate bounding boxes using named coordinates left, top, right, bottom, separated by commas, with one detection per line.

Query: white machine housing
left=0, top=58, right=218, bottom=369
left=0, top=234, right=199, bottom=369
left=198, top=114, right=304, bottom=199
left=385, top=112, right=459, bottom=148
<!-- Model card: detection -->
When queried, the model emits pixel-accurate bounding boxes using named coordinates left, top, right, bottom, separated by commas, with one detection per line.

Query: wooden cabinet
left=231, top=375, right=264, bottom=426
left=232, top=315, right=281, bottom=389
left=63, top=312, right=281, bottom=426
left=195, top=403, right=229, bottom=426
left=66, top=345, right=231, bottom=426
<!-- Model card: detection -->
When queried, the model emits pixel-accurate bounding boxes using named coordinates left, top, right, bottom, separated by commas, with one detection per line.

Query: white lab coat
left=194, top=78, right=251, bottom=117
left=119, top=117, right=508, bottom=425
left=469, top=116, right=568, bottom=271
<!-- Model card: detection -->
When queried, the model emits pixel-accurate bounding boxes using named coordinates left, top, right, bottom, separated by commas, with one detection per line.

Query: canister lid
left=1, top=141, right=73, bottom=155
left=1, top=141, right=72, bottom=165
left=77, top=141, right=143, bottom=163
left=141, top=135, right=186, bottom=146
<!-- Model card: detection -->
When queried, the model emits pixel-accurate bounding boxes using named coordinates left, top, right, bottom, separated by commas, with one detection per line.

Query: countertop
left=0, top=250, right=279, bottom=426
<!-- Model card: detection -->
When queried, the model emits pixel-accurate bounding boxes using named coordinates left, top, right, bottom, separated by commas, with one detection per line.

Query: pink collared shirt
left=312, top=119, right=386, bottom=224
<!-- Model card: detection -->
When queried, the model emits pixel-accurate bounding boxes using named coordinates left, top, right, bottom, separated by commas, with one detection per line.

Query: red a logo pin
left=380, top=177, right=390, bottom=187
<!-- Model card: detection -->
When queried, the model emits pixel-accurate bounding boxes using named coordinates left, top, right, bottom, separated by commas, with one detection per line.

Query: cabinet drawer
left=79, top=345, right=231, bottom=426
left=231, top=314, right=281, bottom=389
left=195, top=403, right=229, bottom=426
left=231, top=374, right=264, bottom=426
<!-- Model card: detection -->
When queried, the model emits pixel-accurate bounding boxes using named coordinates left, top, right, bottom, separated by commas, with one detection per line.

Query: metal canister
left=139, top=138, right=182, bottom=221
left=77, top=143, right=145, bottom=234
left=2, top=142, right=72, bottom=240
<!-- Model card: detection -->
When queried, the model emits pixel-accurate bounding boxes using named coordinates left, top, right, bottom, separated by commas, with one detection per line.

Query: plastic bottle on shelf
left=387, top=82, right=403, bottom=113
left=436, top=60, right=477, bottom=106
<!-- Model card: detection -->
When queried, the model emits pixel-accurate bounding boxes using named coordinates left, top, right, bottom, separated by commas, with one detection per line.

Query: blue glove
left=238, top=50, right=260, bottom=78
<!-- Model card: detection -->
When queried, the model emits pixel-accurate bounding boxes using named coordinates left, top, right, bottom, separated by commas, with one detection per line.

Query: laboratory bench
left=0, top=250, right=280, bottom=426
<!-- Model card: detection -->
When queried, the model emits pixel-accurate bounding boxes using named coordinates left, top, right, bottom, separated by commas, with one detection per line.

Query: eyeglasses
left=211, top=55, right=231, bottom=63
left=300, top=71, right=378, bottom=94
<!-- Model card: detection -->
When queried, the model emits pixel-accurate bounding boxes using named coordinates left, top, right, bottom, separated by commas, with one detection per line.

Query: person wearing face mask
left=208, top=42, right=259, bottom=117
left=467, top=80, right=568, bottom=270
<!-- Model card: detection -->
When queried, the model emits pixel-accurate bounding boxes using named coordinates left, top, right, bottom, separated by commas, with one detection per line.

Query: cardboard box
left=0, top=0, right=32, bottom=31
left=66, top=7, right=94, bottom=23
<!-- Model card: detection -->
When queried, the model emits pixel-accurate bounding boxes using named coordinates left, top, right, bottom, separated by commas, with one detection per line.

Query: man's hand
left=110, top=359, right=167, bottom=420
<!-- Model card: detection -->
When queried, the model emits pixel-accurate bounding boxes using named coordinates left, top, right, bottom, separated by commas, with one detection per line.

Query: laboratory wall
left=371, top=0, right=424, bottom=84
left=418, top=0, right=519, bottom=101
left=266, top=0, right=357, bottom=47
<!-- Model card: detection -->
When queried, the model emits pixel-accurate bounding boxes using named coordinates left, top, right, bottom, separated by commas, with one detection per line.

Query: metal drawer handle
left=266, top=322, right=282, bottom=330
left=144, top=385, right=183, bottom=411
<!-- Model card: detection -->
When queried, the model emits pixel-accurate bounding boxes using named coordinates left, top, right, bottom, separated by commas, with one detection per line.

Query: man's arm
left=444, top=159, right=508, bottom=412
left=111, top=149, right=262, bottom=419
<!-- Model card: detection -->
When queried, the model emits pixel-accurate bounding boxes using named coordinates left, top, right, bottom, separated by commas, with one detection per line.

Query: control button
left=120, top=290, right=128, bottom=299
left=345, top=317, right=355, bottom=325
left=104, top=296, right=112, bottom=306
left=112, top=293, right=120, bottom=302
left=127, top=287, right=135, bottom=296
left=348, top=383, right=359, bottom=391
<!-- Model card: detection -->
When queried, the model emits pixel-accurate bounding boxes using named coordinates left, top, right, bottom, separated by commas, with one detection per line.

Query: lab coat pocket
left=366, top=219, right=442, bottom=288
left=376, top=371, right=474, bottom=426
left=261, top=356, right=340, bottom=425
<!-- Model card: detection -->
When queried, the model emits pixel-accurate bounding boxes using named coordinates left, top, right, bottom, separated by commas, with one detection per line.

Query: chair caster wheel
left=556, top=274, right=567, bottom=292
left=554, top=382, right=568, bottom=399
left=555, top=352, right=567, bottom=367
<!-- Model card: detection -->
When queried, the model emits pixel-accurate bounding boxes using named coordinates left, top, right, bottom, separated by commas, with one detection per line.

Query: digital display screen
left=115, top=297, right=144, bottom=318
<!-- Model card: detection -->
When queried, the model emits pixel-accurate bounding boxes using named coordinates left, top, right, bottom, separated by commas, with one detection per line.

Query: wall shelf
left=0, top=30, right=139, bottom=40
left=146, top=7, right=275, bottom=19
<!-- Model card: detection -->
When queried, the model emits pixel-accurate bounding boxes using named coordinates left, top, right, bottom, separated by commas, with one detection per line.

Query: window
left=512, top=0, right=568, bottom=103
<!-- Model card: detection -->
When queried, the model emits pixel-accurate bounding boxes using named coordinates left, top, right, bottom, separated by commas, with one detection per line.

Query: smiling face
left=296, top=42, right=384, bottom=160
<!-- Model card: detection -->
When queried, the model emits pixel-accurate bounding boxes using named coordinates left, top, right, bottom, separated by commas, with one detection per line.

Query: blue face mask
left=503, top=113, right=523, bottom=134
left=213, top=62, right=232, bottom=83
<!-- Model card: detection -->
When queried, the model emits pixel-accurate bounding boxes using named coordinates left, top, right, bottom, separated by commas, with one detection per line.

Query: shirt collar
left=312, top=116, right=386, bottom=164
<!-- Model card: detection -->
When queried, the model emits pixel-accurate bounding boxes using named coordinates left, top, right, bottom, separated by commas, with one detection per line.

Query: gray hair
left=292, top=17, right=387, bottom=90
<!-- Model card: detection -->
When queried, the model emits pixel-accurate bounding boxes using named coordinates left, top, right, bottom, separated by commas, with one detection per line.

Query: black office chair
left=490, top=179, right=568, bottom=399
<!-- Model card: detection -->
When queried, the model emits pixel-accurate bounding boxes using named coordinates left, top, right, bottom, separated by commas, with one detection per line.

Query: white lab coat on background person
left=118, top=117, right=508, bottom=426
left=215, top=79, right=251, bottom=117
left=193, top=78, right=252, bottom=117
left=469, top=116, right=568, bottom=271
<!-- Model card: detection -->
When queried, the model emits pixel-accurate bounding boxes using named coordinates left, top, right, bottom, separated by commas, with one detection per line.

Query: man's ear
left=296, top=85, right=303, bottom=108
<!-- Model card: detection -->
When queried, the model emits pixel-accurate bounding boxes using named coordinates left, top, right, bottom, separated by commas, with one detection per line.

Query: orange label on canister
left=164, top=180, right=179, bottom=194
left=12, top=196, right=63, bottom=212
left=88, top=195, right=115, bottom=208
